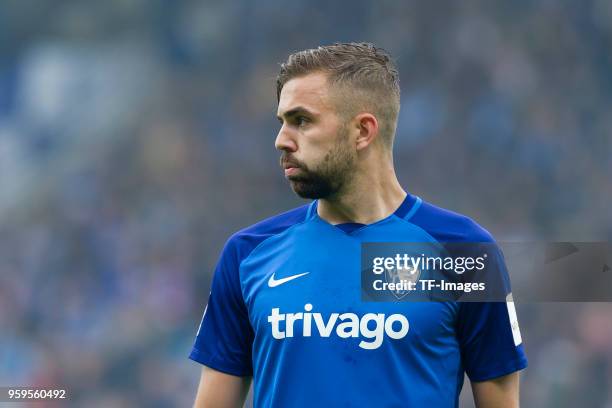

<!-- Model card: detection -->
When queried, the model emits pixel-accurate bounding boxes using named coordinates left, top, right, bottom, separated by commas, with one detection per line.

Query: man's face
left=276, top=72, right=356, bottom=199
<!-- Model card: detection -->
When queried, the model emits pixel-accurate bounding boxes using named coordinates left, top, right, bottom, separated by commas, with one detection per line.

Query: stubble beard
left=286, top=126, right=355, bottom=200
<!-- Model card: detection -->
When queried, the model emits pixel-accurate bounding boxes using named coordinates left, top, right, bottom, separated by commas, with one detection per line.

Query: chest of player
left=239, top=220, right=457, bottom=350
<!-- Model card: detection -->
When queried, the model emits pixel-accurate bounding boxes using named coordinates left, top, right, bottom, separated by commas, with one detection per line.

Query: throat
left=317, top=190, right=408, bottom=225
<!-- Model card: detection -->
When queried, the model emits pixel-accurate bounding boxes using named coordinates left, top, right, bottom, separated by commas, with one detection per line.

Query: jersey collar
left=305, top=194, right=420, bottom=232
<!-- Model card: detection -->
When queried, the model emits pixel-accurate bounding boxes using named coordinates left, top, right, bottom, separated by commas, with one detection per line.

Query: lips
left=284, top=167, right=300, bottom=177
left=281, top=159, right=302, bottom=178
left=281, top=155, right=302, bottom=172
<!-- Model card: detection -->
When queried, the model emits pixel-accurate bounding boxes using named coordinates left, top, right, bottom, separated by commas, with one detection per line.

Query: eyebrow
left=276, top=106, right=314, bottom=122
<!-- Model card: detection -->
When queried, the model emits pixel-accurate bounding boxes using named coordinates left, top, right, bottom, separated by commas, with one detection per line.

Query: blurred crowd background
left=1, top=0, right=611, bottom=406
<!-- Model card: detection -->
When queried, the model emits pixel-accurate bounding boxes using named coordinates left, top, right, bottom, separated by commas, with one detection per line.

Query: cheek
left=297, top=121, right=344, bottom=160
left=297, top=133, right=328, bottom=158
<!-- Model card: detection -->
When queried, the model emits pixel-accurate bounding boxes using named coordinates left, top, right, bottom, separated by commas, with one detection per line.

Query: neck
left=316, top=156, right=406, bottom=225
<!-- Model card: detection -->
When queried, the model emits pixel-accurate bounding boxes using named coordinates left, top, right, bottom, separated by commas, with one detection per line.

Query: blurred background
left=1, top=0, right=611, bottom=406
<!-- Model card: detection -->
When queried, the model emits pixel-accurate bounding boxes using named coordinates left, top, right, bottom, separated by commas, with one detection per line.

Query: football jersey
left=190, top=194, right=527, bottom=407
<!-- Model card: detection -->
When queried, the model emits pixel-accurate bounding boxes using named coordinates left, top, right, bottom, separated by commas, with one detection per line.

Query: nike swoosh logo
left=268, top=272, right=310, bottom=288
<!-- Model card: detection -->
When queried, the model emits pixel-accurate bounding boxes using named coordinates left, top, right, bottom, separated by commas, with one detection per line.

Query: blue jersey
left=190, top=194, right=527, bottom=407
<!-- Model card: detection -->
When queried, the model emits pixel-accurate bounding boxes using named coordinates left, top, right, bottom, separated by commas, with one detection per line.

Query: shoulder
left=221, top=203, right=311, bottom=263
left=407, top=197, right=495, bottom=243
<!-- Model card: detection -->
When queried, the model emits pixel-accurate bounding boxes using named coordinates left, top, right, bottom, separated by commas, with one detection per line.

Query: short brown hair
left=276, top=42, right=401, bottom=148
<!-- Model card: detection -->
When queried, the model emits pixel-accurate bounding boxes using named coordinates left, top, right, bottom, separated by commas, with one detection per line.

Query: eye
left=295, top=116, right=309, bottom=126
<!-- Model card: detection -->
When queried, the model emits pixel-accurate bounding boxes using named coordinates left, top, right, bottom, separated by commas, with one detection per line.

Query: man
left=190, top=43, right=527, bottom=407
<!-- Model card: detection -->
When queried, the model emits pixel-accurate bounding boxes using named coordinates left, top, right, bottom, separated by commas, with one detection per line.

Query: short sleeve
left=457, top=245, right=528, bottom=381
left=189, top=238, right=254, bottom=376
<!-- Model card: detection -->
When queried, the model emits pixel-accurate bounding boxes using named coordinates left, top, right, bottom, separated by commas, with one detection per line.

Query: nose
left=275, top=125, right=298, bottom=152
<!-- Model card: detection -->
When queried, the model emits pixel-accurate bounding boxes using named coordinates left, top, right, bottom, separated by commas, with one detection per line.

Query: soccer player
left=190, top=43, right=527, bottom=407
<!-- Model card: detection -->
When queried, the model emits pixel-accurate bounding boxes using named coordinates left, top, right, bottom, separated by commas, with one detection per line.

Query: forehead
left=277, top=72, right=336, bottom=116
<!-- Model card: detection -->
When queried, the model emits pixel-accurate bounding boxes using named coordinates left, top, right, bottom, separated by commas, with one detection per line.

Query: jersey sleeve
left=189, top=237, right=254, bottom=376
left=456, top=245, right=528, bottom=381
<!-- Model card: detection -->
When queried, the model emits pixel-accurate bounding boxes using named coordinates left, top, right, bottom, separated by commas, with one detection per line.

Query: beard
left=281, top=125, right=355, bottom=200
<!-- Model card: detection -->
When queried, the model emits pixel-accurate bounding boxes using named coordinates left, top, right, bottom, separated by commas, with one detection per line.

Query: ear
left=354, top=112, right=379, bottom=151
